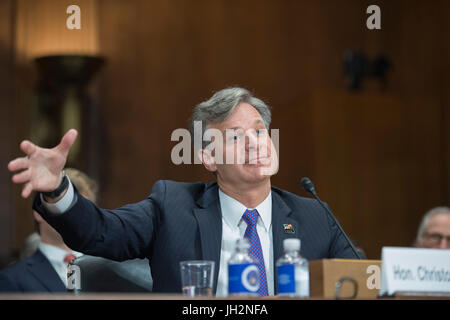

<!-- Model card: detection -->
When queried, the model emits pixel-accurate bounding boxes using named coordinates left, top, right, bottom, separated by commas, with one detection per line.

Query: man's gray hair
left=416, top=206, right=450, bottom=244
left=190, top=87, right=271, bottom=149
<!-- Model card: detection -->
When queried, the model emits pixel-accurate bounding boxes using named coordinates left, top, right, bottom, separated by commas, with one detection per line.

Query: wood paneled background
left=0, top=0, right=15, bottom=259
left=2, top=0, right=449, bottom=260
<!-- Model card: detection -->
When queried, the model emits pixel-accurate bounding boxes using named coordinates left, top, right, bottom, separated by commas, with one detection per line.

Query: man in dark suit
left=0, top=168, right=96, bottom=292
left=8, top=87, right=362, bottom=296
left=0, top=209, right=82, bottom=292
left=1, top=168, right=153, bottom=293
left=0, top=249, right=68, bottom=292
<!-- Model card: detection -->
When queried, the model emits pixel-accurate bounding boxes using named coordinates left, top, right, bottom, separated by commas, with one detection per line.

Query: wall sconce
left=33, top=55, right=104, bottom=167
left=15, top=0, right=105, bottom=171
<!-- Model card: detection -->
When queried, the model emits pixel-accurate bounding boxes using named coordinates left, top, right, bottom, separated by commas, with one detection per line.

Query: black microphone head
left=300, top=177, right=316, bottom=195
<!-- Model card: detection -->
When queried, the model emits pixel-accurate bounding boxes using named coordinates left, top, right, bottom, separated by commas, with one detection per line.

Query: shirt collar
left=38, top=242, right=83, bottom=264
left=218, top=188, right=272, bottom=231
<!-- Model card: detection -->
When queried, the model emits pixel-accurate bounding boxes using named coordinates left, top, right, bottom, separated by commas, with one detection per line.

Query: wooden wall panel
left=0, top=0, right=14, bottom=257
left=93, top=0, right=449, bottom=259
left=311, top=92, right=442, bottom=258
left=14, top=0, right=99, bottom=59
left=441, top=0, right=450, bottom=203
left=5, top=0, right=448, bottom=260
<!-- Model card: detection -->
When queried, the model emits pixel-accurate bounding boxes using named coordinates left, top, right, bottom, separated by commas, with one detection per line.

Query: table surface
left=0, top=292, right=449, bottom=300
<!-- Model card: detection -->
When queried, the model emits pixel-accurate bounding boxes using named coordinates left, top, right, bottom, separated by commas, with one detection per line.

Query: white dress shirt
left=42, top=181, right=274, bottom=295
left=38, top=242, right=83, bottom=287
left=39, top=176, right=75, bottom=214
left=216, top=189, right=273, bottom=297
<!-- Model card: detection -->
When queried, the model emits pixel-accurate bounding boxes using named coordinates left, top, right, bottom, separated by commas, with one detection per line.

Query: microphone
left=300, top=177, right=363, bottom=260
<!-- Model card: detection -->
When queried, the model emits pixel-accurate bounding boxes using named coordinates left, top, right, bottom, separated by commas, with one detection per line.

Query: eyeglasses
left=423, top=232, right=450, bottom=247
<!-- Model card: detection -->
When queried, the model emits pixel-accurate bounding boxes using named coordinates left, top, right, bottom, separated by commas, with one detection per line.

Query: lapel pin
left=283, top=224, right=295, bottom=234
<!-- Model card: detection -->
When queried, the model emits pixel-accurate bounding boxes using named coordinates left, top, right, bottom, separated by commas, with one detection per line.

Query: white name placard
left=380, top=247, right=450, bottom=296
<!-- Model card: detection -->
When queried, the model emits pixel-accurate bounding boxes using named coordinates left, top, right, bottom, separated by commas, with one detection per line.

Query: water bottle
left=276, top=238, right=310, bottom=297
left=227, top=238, right=260, bottom=296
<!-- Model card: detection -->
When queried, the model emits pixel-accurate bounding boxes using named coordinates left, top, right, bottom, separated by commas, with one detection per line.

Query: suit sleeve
left=33, top=180, right=166, bottom=262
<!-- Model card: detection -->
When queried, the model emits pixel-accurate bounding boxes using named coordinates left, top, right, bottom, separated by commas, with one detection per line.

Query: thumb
left=20, top=140, right=37, bottom=156
left=56, top=129, right=78, bottom=156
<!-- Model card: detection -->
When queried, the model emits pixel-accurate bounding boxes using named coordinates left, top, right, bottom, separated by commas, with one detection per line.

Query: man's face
left=202, top=102, right=279, bottom=186
left=421, top=213, right=450, bottom=249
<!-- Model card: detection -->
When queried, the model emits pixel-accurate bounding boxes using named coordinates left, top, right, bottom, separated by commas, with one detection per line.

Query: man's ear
left=198, top=148, right=217, bottom=173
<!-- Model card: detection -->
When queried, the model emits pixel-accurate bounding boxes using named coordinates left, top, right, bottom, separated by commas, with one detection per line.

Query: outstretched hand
left=8, top=129, right=78, bottom=198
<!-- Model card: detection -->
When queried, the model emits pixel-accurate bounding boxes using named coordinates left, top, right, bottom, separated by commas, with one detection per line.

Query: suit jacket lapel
left=271, top=189, right=299, bottom=293
left=193, top=183, right=222, bottom=294
left=27, top=250, right=66, bottom=292
left=192, top=185, right=299, bottom=295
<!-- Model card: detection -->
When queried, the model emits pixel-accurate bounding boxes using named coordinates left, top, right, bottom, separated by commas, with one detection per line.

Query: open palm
left=8, top=129, right=78, bottom=198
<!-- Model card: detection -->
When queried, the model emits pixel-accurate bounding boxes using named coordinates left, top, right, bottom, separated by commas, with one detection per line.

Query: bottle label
left=228, top=263, right=259, bottom=293
left=277, top=264, right=296, bottom=293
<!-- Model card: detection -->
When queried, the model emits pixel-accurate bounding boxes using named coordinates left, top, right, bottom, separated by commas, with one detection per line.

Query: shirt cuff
left=40, top=177, right=75, bottom=214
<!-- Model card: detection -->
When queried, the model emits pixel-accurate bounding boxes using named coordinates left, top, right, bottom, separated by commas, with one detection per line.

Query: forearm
left=34, top=183, right=160, bottom=261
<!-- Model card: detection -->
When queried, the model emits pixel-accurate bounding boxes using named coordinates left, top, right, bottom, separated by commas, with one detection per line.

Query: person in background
left=0, top=168, right=95, bottom=292
left=8, top=87, right=360, bottom=296
left=19, top=233, right=40, bottom=261
left=64, top=168, right=99, bottom=204
left=1, top=168, right=153, bottom=293
left=18, top=168, right=99, bottom=261
left=414, top=206, right=450, bottom=249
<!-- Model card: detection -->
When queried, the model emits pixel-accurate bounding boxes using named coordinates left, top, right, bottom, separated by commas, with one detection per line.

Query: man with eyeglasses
left=415, top=207, right=450, bottom=249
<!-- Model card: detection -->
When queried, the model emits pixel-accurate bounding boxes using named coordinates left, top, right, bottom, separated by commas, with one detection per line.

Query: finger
left=7, top=157, right=29, bottom=172
left=20, top=140, right=37, bottom=157
left=56, top=129, right=78, bottom=156
left=21, top=182, right=33, bottom=199
left=12, top=169, right=31, bottom=184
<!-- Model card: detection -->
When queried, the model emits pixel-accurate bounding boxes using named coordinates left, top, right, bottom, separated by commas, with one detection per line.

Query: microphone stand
left=301, top=177, right=364, bottom=260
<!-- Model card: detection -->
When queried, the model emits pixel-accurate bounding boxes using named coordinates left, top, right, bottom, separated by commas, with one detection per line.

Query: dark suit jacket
left=33, top=180, right=360, bottom=294
left=0, top=250, right=65, bottom=292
